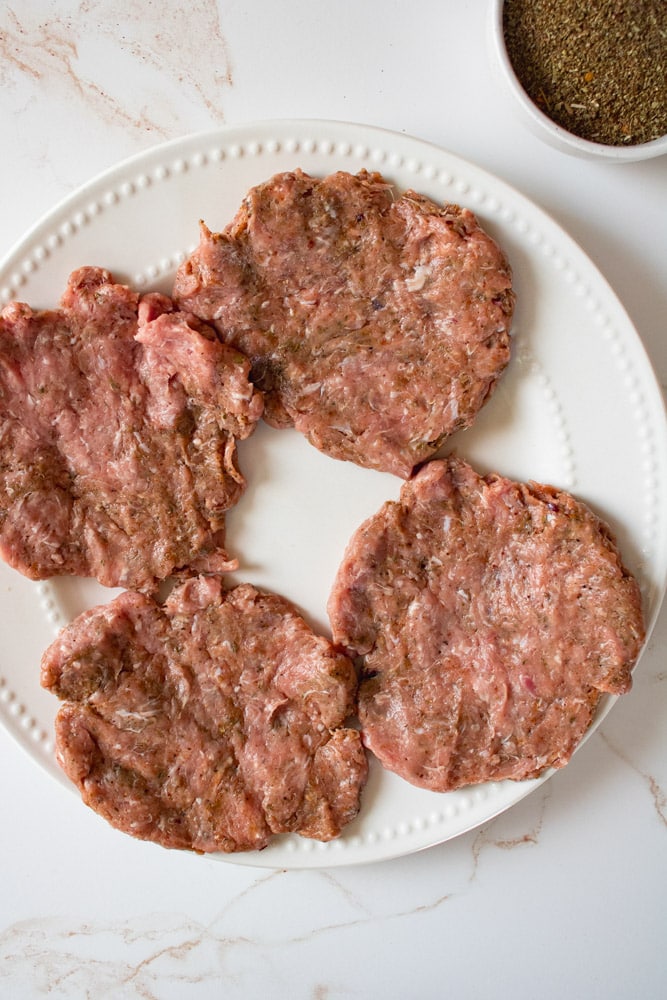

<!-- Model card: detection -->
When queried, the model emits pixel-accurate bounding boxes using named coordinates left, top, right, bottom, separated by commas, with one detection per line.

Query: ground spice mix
left=502, top=0, right=667, bottom=146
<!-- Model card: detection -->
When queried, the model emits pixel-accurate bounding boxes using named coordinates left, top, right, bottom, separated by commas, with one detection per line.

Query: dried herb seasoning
left=503, top=0, right=667, bottom=146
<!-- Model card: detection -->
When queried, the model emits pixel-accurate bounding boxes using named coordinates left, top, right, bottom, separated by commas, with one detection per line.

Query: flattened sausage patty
left=0, top=267, right=263, bottom=591
left=328, top=456, right=645, bottom=791
left=41, top=577, right=368, bottom=852
left=174, top=169, right=515, bottom=477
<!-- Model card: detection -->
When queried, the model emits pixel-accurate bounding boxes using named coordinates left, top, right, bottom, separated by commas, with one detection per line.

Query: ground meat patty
left=328, top=455, right=645, bottom=791
left=41, top=576, right=368, bottom=852
left=173, top=169, right=515, bottom=478
left=0, top=267, right=263, bottom=591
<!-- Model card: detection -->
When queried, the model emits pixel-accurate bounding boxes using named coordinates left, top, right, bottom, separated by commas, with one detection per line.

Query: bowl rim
left=489, top=0, right=667, bottom=161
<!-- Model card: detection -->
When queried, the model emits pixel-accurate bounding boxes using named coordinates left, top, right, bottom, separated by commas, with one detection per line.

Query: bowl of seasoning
left=490, top=0, right=667, bottom=161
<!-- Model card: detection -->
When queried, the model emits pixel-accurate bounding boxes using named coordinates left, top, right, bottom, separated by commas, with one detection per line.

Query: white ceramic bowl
left=489, top=0, right=667, bottom=162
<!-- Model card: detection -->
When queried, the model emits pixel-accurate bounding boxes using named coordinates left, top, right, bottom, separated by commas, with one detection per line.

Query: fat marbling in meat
left=174, top=169, right=515, bottom=478
left=0, top=267, right=263, bottom=592
left=41, top=576, right=368, bottom=853
left=328, top=455, right=645, bottom=791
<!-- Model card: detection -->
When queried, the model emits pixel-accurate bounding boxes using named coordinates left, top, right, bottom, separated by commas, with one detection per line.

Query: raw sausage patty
left=0, top=267, right=263, bottom=591
left=41, top=577, right=368, bottom=853
left=328, top=455, right=645, bottom=791
left=174, top=169, right=515, bottom=478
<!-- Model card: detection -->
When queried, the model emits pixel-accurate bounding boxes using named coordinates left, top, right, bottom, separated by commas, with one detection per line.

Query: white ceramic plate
left=1, top=120, right=665, bottom=868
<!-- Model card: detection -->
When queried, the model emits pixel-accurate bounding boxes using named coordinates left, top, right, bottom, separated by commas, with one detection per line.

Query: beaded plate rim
left=0, top=119, right=665, bottom=868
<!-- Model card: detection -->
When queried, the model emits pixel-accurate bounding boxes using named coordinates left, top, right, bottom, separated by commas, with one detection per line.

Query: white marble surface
left=0, top=2, right=666, bottom=997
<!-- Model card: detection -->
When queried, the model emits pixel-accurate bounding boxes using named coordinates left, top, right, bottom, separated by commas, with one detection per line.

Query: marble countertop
left=1, top=3, right=665, bottom=997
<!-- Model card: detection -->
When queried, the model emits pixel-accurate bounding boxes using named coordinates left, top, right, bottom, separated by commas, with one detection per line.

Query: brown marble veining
left=0, top=2, right=232, bottom=138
